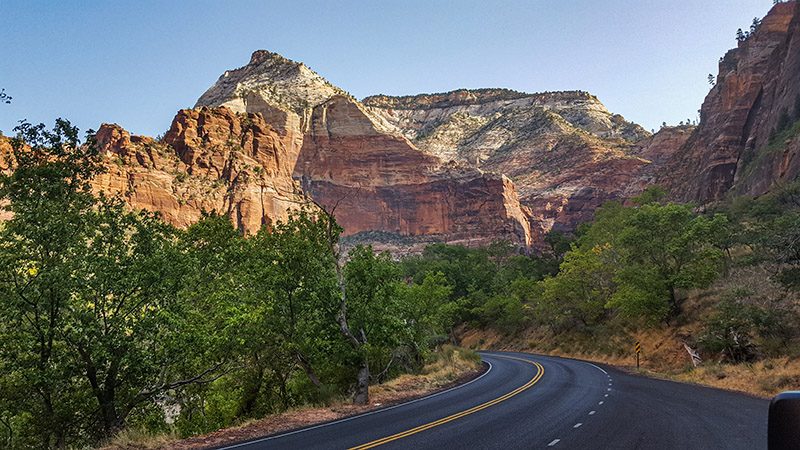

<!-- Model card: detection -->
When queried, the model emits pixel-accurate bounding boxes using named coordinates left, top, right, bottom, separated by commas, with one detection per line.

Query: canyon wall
left=8, top=2, right=800, bottom=251
left=659, top=1, right=800, bottom=202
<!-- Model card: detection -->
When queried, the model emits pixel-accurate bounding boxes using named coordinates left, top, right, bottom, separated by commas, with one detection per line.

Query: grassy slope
left=460, top=264, right=800, bottom=399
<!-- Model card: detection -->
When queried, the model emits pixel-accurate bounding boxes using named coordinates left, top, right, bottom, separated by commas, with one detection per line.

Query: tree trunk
left=77, top=344, right=123, bottom=437
left=353, top=362, right=370, bottom=405
left=334, top=253, right=370, bottom=405
left=295, top=352, right=323, bottom=388
left=99, top=394, right=123, bottom=437
left=238, top=359, right=265, bottom=417
left=316, top=202, right=371, bottom=405
left=668, top=285, right=681, bottom=318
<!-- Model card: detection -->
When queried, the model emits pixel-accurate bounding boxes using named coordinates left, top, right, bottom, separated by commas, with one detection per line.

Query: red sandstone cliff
left=92, top=107, right=305, bottom=234
left=294, top=95, right=532, bottom=247
left=659, top=1, right=800, bottom=202
left=195, top=51, right=534, bottom=248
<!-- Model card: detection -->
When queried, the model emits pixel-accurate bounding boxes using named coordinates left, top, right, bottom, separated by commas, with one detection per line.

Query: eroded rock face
left=196, top=51, right=535, bottom=249
left=92, top=107, right=305, bottom=234
left=364, top=88, right=654, bottom=239
left=659, top=2, right=800, bottom=201
left=294, top=95, right=532, bottom=247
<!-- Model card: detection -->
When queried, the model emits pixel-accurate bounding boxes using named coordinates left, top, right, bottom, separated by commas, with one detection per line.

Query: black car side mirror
left=769, top=391, right=800, bottom=450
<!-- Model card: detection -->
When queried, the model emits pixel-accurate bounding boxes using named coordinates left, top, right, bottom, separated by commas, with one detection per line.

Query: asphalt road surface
left=216, top=351, right=768, bottom=450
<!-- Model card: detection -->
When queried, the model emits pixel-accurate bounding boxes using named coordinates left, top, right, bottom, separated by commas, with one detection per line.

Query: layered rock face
left=22, top=4, right=800, bottom=250
left=57, top=50, right=681, bottom=249
left=660, top=1, right=800, bottom=201
left=196, top=51, right=534, bottom=248
left=92, top=107, right=305, bottom=234
left=363, top=89, right=652, bottom=236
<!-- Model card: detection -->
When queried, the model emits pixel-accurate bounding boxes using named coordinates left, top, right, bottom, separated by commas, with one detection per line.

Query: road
left=216, top=351, right=768, bottom=449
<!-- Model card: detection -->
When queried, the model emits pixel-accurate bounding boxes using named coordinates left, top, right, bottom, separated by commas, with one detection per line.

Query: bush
left=699, top=297, right=758, bottom=363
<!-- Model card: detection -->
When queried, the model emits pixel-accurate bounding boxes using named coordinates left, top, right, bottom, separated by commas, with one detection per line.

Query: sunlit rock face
left=92, top=107, right=306, bottom=234
left=196, top=51, right=534, bottom=249
left=363, top=88, right=656, bottom=239
left=17, top=3, right=800, bottom=253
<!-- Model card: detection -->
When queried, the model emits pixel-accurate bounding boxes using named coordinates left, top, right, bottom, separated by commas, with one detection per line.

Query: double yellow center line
left=349, top=356, right=545, bottom=449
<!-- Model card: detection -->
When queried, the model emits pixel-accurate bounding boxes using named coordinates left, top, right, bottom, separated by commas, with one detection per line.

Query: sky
left=0, top=0, right=773, bottom=137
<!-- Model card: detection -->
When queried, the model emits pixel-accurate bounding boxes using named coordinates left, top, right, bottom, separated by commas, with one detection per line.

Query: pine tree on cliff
left=750, top=17, right=762, bottom=35
left=736, top=28, right=746, bottom=42
left=0, top=89, right=10, bottom=104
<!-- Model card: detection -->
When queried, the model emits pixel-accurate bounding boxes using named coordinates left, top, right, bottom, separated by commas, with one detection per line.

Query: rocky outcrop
left=659, top=1, right=800, bottom=201
left=363, top=89, right=649, bottom=147
left=626, top=125, right=695, bottom=196
left=92, top=107, right=305, bottom=233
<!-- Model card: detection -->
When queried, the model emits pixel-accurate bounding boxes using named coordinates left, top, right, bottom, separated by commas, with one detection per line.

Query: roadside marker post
left=634, top=341, right=641, bottom=369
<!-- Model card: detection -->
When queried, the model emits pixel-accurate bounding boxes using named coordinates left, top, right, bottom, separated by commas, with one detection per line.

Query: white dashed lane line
left=547, top=366, right=611, bottom=448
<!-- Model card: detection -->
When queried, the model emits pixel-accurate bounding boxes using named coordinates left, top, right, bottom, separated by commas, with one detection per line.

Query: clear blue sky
left=0, top=0, right=772, bottom=137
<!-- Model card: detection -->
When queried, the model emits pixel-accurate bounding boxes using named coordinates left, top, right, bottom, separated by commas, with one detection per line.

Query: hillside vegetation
left=416, top=184, right=800, bottom=397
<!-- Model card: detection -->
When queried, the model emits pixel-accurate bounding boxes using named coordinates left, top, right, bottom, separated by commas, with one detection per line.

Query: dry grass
left=675, top=358, right=800, bottom=397
left=102, top=346, right=483, bottom=450
left=458, top=266, right=800, bottom=399
left=462, top=324, right=798, bottom=398
left=101, top=428, right=180, bottom=450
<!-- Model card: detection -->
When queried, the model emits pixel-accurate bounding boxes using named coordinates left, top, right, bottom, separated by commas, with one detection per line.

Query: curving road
left=216, top=351, right=768, bottom=449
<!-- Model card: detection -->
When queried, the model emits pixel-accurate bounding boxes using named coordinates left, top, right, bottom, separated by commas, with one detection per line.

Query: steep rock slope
left=363, top=89, right=652, bottom=235
left=196, top=51, right=533, bottom=247
left=660, top=1, right=800, bottom=201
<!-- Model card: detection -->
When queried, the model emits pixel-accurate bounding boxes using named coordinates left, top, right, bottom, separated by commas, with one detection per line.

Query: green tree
left=0, top=120, right=105, bottom=447
left=63, top=198, right=186, bottom=438
left=543, top=230, right=572, bottom=259
left=395, top=272, right=455, bottom=360
left=344, top=246, right=407, bottom=380
left=0, top=121, right=224, bottom=446
left=539, top=244, right=612, bottom=328
left=608, top=203, right=726, bottom=321
left=556, top=198, right=726, bottom=324
left=250, top=209, right=341, bottom=397
left=700, top=298, right=762, bottom=363
left=171, top=213, right=260, bottom=432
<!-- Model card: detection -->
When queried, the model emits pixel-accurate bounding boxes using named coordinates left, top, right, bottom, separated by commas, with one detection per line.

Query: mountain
left=6, top=2, right=799, bottom=252
left=193, top=51, right=670, bottom=248
left=193, top=50, right=535, bottom=249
